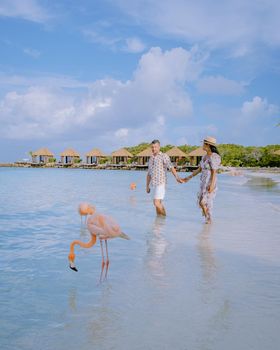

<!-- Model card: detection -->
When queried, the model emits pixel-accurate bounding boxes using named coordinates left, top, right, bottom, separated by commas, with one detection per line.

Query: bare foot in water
left=205, top=214, right=212, bottom=224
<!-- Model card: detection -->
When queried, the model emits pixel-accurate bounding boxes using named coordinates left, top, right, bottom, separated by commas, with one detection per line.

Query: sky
left=0, top=0, right=279, bottom=162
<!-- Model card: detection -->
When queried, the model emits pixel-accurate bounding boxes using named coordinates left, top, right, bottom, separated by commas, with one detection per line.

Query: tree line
left=126, top=143, right=280, bottom=167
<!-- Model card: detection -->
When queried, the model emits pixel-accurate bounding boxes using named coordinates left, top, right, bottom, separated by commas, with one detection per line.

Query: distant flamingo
left=130, top=182, right=136, bottom=190
left=78, top=202, right=95, bottom=225
left=68, top=212, right=129, bottom=281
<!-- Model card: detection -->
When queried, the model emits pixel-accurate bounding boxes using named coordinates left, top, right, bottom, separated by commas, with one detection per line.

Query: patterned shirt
left=148, top=152, right=173, bottom=186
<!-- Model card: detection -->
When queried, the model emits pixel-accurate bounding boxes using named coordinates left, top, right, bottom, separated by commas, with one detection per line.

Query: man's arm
left=165, top=154, right=182, bottom=183
left=146, top=158, right=152, bottom=193
left=146, top=173, right=151, bottom=193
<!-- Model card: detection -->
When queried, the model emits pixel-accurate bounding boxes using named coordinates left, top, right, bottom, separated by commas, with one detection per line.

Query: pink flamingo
left=68, top=212, right=129, bottom=281
left=130, top=182, right=136, bottom=190
left=78, top=202, right=95, bottom=225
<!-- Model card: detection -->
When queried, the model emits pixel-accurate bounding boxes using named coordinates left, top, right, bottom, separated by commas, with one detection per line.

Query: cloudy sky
left=0, top=0, right=279, bottom=161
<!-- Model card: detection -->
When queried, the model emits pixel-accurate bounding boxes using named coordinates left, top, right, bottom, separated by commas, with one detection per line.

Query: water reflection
left=145, top=217, right=168, bottom=284
left=68, top=288, right=77, bottom=312
left=128, top=195, right=137, bottom=207
left=67, top=284, right=121, bottom=349
left=197, top=224, right=217, bottom=292
left=87, top=285, right=120, bottom=348
left=246, top=176, right=278, bottom=189
left=196, top=224, right=231, bottom=348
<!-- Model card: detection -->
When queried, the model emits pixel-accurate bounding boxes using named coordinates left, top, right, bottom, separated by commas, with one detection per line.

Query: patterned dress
left=198, top=153, right=221, bottom=218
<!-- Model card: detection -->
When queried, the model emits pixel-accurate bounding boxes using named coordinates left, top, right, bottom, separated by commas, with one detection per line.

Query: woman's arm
left=207, top=169, right=217, bottom=193
left=183, top=166, right=202, bottom=182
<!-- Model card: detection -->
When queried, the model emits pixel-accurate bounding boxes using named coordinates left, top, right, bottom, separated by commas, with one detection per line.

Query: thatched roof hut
left=60, top=148, right=80, bottom=164
left=136, top=147, right=153, bottom=165
left=187, top=147, right=206, bottom=166
left=111, top=148, right=133, bottom=164
left=85, top=148, right=107, bottom=164
left=166, top=147, right=188, bottom=165
left=32, top=148, right=54, bottom=163
left=273, top=150, right=280, bottom=156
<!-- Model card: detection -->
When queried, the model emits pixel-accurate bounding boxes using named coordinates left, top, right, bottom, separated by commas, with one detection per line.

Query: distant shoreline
left=1, top=163, right=280, bottom=173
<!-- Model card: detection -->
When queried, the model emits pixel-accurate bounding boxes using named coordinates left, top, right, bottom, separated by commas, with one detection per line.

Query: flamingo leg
left=99, top=239, right=106, bottom=282
left=104, top=239, right=110, bottom=279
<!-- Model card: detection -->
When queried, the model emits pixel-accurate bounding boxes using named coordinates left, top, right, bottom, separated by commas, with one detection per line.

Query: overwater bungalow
left=111, top=148, right=133, bottom=164
left=60, top=148, right=80, bottom=164
left=187, top=147, right=206, bottom=166
left=166, top=146, right=188, bottom=165
left=85, top=148, right=107, bottom=164
left=32, top=148, right=54, bottom=164
left=136, top=147, right=153, bottom=165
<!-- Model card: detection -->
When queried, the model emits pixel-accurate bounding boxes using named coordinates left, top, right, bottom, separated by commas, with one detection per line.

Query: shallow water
left=0, top=168, right=279, bottom=350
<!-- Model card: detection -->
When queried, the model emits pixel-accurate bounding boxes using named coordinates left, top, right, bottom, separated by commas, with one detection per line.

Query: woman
left=183, top=136, right=221, bottom=224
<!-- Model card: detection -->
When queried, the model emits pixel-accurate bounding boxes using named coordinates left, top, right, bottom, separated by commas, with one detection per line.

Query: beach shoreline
left=1, top=162, right=280, bottom=174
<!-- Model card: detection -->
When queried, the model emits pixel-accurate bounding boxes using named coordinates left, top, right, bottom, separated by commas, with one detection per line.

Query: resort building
left=60, top=148, right=81, bottom=164
left=85, top=148, right=107, bottom=164
left=32, top=148, right=54, bottom=164
left=187, top=147, right=206, bottom=166
left=136, top=147, right=153, bottom=165
left=111, top=148, right=133, bottom=164
left=166, top=146, right=188, bottom=165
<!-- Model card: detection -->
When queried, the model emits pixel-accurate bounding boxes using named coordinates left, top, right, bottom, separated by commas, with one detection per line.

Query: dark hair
left=209, top=144, right=220, bottom=155
left=151, top=139, right=160, bottom=145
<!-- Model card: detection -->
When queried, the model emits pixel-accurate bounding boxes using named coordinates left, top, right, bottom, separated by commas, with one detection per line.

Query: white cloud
left=0, top=0, right=50, bottom=23
left=112, top=0, right=280, bottom=52
left=0, top=46, right=201, bottom=142
left=124, top=37, right=146, bottom=53
left=115, top=128, right=129, bottom=139
left=82, top=29, right=121, bottom=48
left=241, top=96, right=278, bottom=119
left=0, top=72, right=92, bottom=89
left=83, top=29, right=146, bottom=54
left=23, top=47, right=41, bottom=59
left=197, top=75, right=246, bottom=95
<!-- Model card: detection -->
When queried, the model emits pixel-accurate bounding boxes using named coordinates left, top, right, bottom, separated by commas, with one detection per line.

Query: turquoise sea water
left=0, top=168, right=280, bottom=350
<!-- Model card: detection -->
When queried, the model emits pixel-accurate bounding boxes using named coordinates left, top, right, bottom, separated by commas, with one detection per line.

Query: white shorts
left=152, top=184, right=166, bottom=200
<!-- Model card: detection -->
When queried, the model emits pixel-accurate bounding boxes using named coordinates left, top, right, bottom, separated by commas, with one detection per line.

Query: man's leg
left=153, top=199, right=166, bottom=216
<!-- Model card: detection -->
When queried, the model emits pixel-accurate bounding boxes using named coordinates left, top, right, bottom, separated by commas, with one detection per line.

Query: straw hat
left=203, top=136, right=217, bottom=146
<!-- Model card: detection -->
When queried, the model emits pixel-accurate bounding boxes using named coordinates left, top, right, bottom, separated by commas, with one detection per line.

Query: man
left=146, top=139, right=183, bottom=216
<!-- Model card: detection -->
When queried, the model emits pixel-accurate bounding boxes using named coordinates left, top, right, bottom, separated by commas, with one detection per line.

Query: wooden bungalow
left=187, top=147, right=206, bottom=166
left=111, top=148, right=133, bottom=164
left=166, top=147, right=188, bottom=165
left=32, top=148, right=54, bottom=164
left=60, top=148, right=80, bottom=164
left=136, top=147, right=153, bottom=165
left=85, top=148, right=107, bottom=164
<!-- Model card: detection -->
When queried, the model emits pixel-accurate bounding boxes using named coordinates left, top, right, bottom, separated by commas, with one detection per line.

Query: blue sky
left=0, top=0, right=279, bottom=162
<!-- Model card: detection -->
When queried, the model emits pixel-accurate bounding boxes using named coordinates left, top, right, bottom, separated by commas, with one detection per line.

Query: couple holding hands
left=146, top=137, right=221, bottom=224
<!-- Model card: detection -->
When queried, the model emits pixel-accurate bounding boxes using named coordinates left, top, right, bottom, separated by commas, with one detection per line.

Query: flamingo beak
left=69, top=260, right=78, bottom=272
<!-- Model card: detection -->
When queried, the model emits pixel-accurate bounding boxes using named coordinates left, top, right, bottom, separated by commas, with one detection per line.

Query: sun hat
left=203, top=136, right=217, bottom=146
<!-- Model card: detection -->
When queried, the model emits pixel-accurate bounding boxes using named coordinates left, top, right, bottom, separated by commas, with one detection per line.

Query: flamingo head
left=78, top=202, right=96, bottom=216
